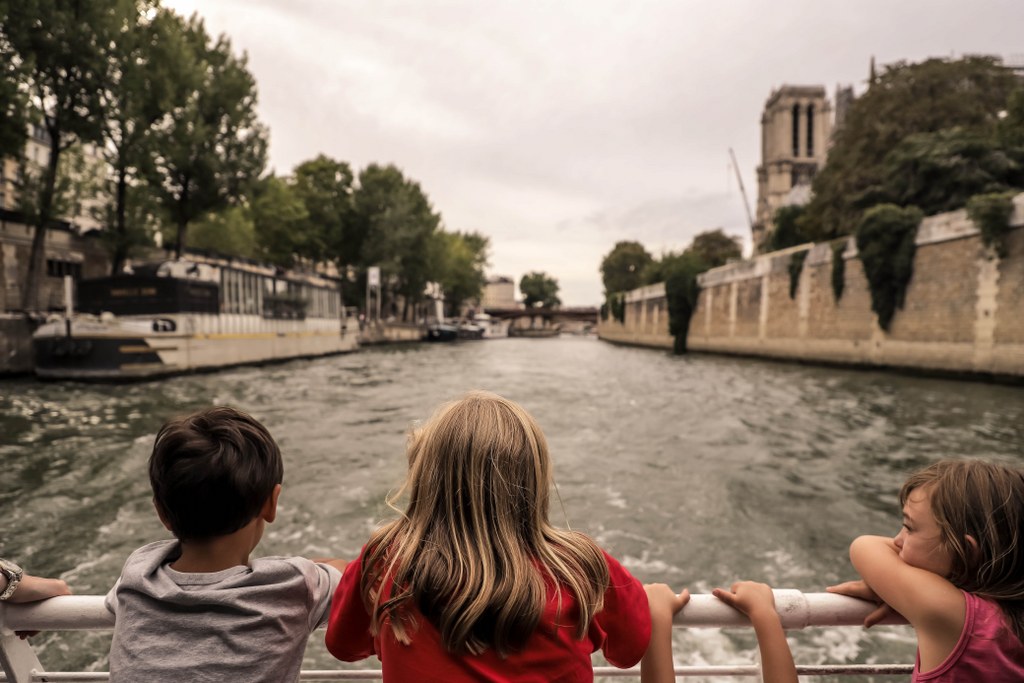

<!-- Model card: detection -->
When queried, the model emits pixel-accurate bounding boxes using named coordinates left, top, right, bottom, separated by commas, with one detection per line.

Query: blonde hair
left=361, top=391, right=610, bottom=656
left=900, top=459, right=1024, bottom=641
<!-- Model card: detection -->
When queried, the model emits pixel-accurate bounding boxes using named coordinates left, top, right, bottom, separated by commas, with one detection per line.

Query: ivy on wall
left=831, top=240, right=846, bottom=302
left=663, top=253, right=704, bottom=354
left=855, top=204, right=923, bottom=331
left=788, top=251, right=807, bottom=299
left=967, top=191, right=1017, bottom=257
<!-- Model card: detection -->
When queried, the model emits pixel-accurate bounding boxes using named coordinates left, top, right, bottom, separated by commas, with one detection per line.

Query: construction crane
left=728, top=147, right=755, bottom=232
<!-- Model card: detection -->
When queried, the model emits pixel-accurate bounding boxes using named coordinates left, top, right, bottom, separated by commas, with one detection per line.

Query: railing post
left=1, top=603, right=47, bottom=683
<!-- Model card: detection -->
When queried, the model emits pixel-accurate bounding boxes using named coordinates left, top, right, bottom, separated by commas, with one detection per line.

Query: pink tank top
left=912, top=591, right=1024, bottom=682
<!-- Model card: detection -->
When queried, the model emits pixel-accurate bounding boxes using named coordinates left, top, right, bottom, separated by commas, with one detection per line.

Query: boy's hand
left=643, top=583, right=690, bottom=623
left=826, top=579, right=892, bottom=628
left=712, top=581, right=776, bottom=619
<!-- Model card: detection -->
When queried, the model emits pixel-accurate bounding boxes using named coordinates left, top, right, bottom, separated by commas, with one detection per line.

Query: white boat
left=33, top=256, right=358, bottom=380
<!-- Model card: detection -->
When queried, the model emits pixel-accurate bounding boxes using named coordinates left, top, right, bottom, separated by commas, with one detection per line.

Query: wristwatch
left=0, top=558, right=24, bottom=600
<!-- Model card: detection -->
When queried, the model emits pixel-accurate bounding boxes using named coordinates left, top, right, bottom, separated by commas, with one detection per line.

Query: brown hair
left=901, top=459, right=1024, bottom=641
left=361, top=391, right=609, bottom=656
left=150, top=406, right=283, bottom=540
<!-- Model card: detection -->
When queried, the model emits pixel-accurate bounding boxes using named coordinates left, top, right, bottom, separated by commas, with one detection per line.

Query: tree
left=0, top=10, right=26, bottom=160
left=291, top=155, right=355, bottom=265
left=802, top=56, right=1020, bottom=240
left=600, top=241, right=653, bottom=296
left=188, top=206, right=256, bottom=259
left=250, top=175, right=308, bottom=266
left=767, top=206, right=813, bottom=252
left=2, top=0, right=116, bottom=309
left=352, top=164, right=440, bottom=319
left=688, top=229, right=742, bottom=268
left=146, top=12, right=267, bottom=258
left=100, top=1, right=179, bottom=274
left=519, top=271, right=560, bottom=308
left=433, top=230, right=490, bottom=315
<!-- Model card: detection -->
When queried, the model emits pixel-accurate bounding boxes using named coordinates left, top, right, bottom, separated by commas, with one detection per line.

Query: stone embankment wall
left=596, top=283, right=673, bottom=349
left=600, top=194, right=1024, bottom=380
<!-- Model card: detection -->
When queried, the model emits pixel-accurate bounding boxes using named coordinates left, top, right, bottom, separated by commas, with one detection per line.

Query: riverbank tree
left=520, top=272, right=560, bottom=308
left=800, top=56, right=1023, bottom=241
left=145, top=11, right=267, bottom=259
left=1, top=0, right=116, bottom=310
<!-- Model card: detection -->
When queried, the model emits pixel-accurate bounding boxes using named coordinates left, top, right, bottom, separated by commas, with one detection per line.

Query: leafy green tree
left=188, top=206, right=256, bottom=259
left=353, top=164, right=440, bottom=319
left=2, top=0, right=117, bottom=309
left=0, top=10, right=26, bottom=160
left=432, top=230, right=490, bottom=315
left=688, top=229, right=742, bottom=268
left=100, top=1, right=180, bottom=274
left=251, top=175, right=309, bottom=266
left=802, top=56, right=1020, bottom=240
left=767, top=205, right=813, bottom=252
left=291, top=155, right=355, bottom=265
left=660, top=251, right=706, bottom=354
left=600, top=241, right=653, bottom=295
left=519, top=271, right=560, bottom=308
left=146, top=12, right=267, bottom=258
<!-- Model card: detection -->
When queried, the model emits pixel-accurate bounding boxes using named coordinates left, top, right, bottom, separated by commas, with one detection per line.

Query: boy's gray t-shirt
left=104, top=539, right=342, bottom=682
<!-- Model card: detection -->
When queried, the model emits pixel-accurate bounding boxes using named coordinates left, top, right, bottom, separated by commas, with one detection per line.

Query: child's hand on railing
left=826, top=579, right=894, bottom=628
left=712, top=580, right=777, bottom=620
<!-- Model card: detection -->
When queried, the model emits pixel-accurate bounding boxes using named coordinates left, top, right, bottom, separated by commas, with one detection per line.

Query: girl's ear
left=965, top=534, right=980, bottom=561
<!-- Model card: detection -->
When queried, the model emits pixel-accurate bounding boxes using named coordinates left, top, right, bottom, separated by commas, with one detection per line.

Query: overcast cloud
left=164, top=0, right=1023, bottom=305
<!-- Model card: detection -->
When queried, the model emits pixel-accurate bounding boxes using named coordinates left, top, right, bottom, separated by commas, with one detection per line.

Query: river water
left=3, top=336, right=1023, bottom=681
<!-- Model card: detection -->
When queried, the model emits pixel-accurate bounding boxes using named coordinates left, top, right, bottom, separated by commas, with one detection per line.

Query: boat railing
left=0, top=591, right=912, bottom=681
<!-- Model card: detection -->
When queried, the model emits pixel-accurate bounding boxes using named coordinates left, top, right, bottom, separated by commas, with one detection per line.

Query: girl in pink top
left=829, top=459, right=1024, bottom=681
left=713, top=460, right=1024, bottom=683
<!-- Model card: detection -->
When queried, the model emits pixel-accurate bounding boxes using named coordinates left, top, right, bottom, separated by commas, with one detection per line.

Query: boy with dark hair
left=105, top=407, right=347, bottom=682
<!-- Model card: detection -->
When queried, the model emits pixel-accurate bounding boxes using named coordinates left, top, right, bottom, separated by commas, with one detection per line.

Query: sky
left=163, top=0, right=1023, bottom=306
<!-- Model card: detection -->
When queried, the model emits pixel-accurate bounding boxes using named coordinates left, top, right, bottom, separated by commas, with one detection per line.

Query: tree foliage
left=661, top=251, right=706, bottom=354
left=855, top=204, right=923, bottom=331
left=188, top=205, right=256, bottom=259
left=353, top=164, right=440, bottom=319
left=600, top=241, right=653, bottom=296
left=519, top=271, right=560, bottom=308
left=2, top=0, right=117, bottom=309
left=967, top=191, right=1017, bottom=258
left=688, top=229, right=742, bottom=268
left=146, top=11, right=267, bottom=258
left=249, top=175, right=309, bottom=266
left=768, top=205, right=812, bottom=252
left=291, top=154, right=354, bottom=265
left=100, top=1, right=179, bottom=273
left=432, top=230, right=490, bottom=315
left=802, top=56, right=1021, bottom=241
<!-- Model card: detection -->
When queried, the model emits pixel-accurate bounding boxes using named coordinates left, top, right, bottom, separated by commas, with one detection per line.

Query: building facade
left=482, top=275, right=518, bottom=309
left=752, top=85, right=832, bottom=254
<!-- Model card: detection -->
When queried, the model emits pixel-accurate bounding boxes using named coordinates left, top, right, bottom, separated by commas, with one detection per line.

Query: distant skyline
left=164, top=0, right=1023, bottom=305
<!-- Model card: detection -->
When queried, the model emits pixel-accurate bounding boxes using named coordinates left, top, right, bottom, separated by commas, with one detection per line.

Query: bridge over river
left=3, top=336, right=1022, bottom=679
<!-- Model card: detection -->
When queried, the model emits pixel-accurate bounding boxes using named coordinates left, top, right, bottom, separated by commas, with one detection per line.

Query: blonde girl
left=326, top=391, right=688, bottom=682
left=829, top=459, right=1024, bottom=681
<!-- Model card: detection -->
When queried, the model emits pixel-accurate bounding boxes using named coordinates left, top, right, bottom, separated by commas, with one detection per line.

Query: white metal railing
left=1, top=591, right=912, bottom=681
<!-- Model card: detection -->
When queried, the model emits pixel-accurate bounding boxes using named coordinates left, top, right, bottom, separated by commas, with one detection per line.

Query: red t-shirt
left=325, top=546, right=652, bottom=682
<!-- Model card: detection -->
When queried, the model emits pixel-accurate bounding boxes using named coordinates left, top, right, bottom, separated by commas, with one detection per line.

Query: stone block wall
left=599, top=194, right=1024, bottom=379
left=687, top=194, right=1024, bottom=379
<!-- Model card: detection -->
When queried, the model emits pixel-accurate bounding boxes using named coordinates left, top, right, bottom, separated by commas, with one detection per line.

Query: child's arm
left=846, top=536, right=964, bottom=668
left=640, top=583, right=690, bottom=683
left=5, top=573, right=71, bottom=603
left=826, top=579, right=894, bottom=628
left=713, top=581, right=798, bottom=683
left=311, top=557, right=350, bottom=573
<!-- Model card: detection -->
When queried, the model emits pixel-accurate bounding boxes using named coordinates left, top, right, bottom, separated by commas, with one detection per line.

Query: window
left=46, top=259, right=82, bottom=279
left=806, top=104, right=815, bottom=157
left=791, top=104, right=800, bottom=157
